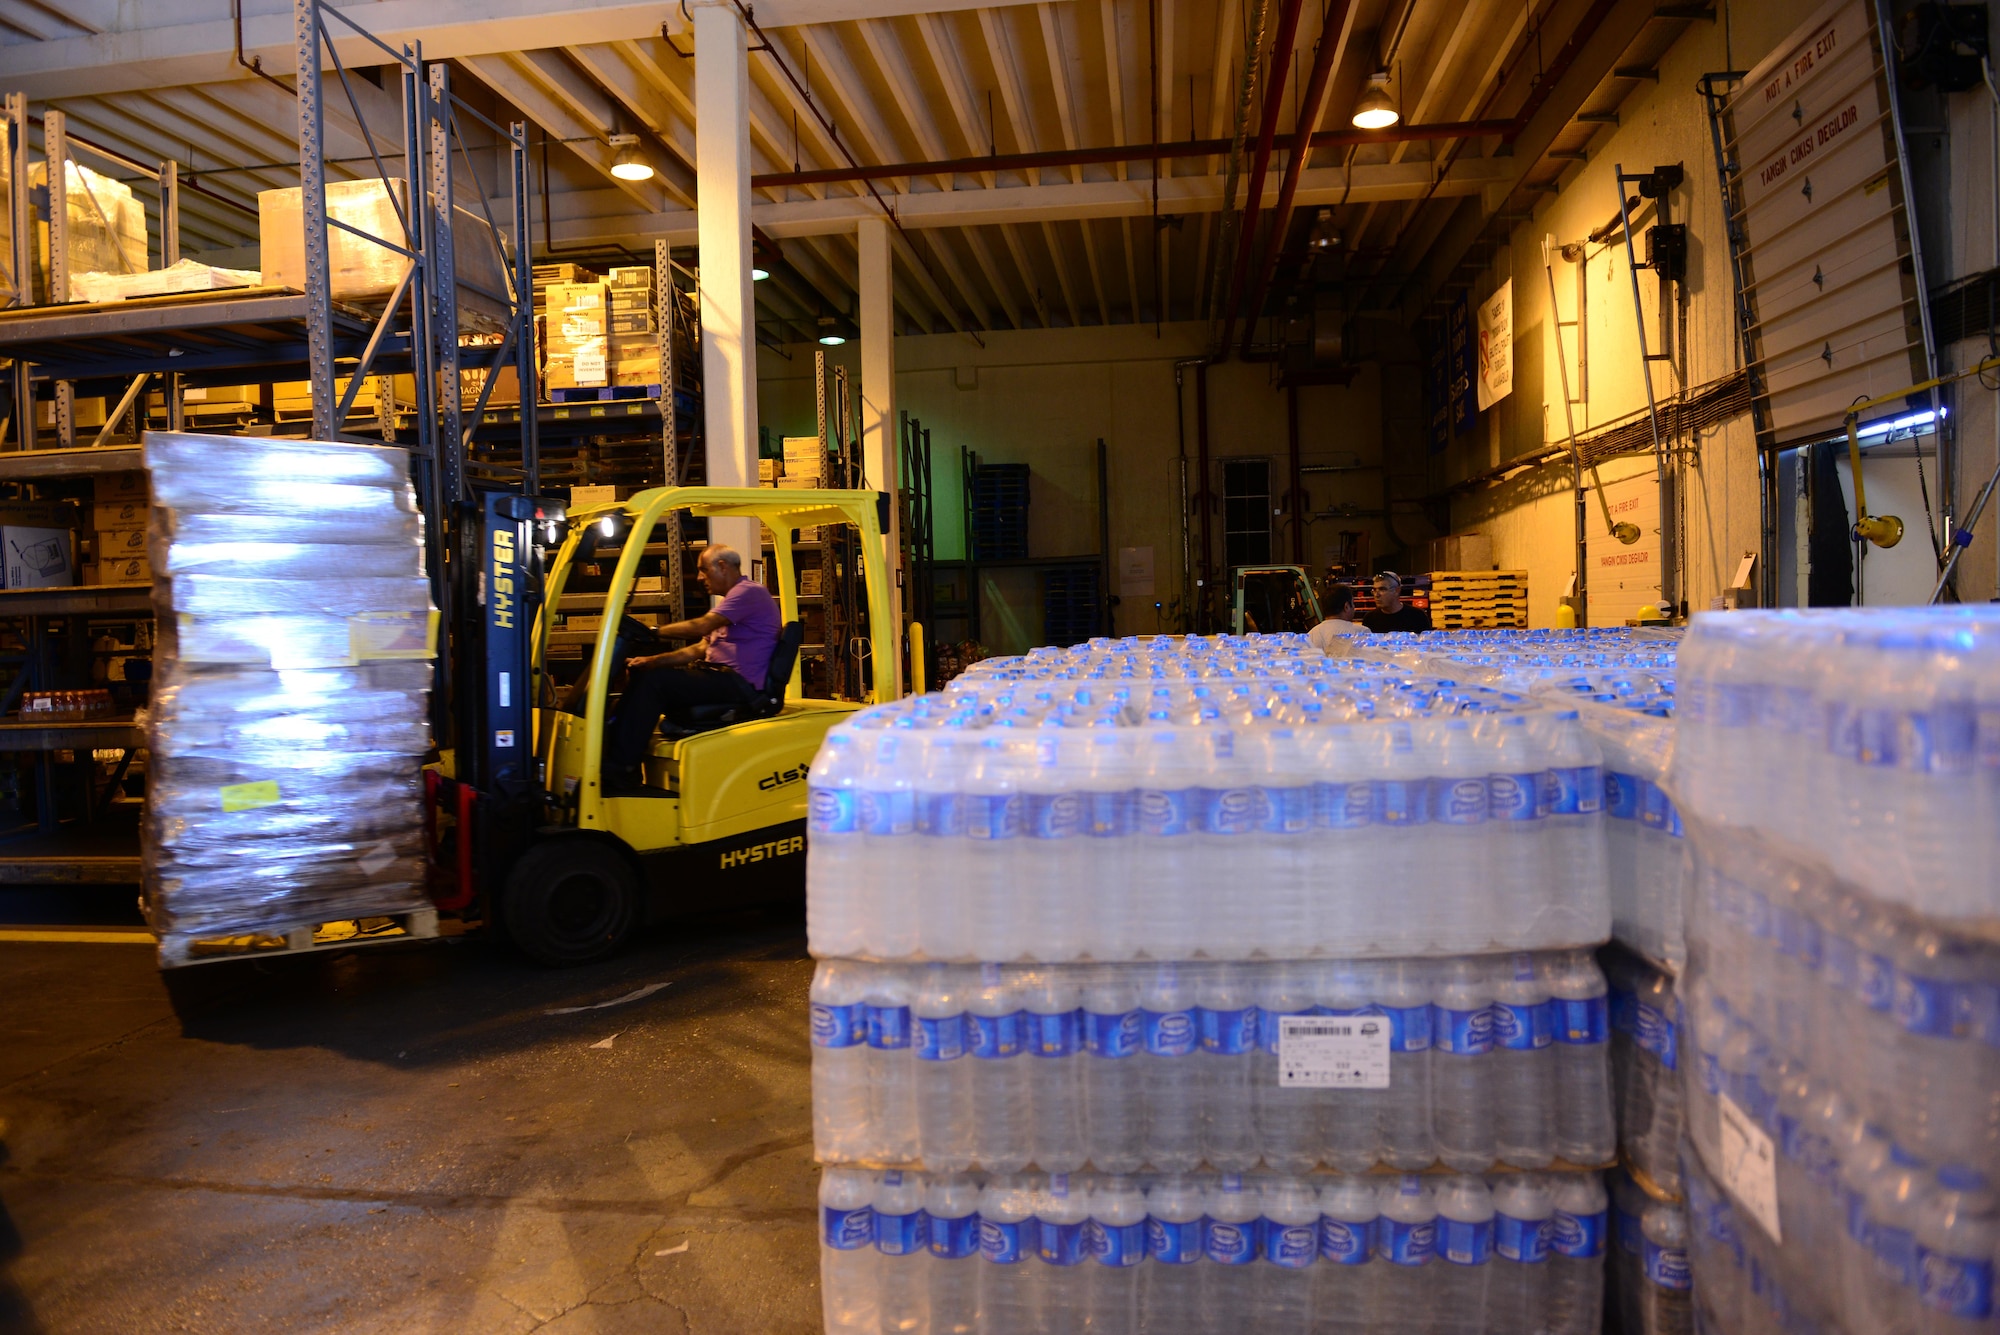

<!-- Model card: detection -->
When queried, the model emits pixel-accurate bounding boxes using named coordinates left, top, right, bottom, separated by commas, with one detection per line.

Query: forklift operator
left=604, top=544, right=779, bottom=789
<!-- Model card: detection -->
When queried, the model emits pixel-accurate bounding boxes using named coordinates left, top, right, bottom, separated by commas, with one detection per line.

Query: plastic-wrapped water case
left=141, top=431, right=437, bottom=961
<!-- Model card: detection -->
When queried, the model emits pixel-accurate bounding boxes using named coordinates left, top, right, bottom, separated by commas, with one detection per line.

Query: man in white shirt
left=1308, top=583, right=1371, bottom=654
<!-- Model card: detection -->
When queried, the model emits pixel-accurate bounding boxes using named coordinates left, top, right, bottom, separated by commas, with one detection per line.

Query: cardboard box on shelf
left=29, top=160, right=146, bottom=295
left=461, top=363, right=521, bottom=408
left=83, top=556, right=150, bottom=586
left=534, top=262, right=599, bottom=287
left=271, top=377, right=379, bottom=415
left=776, top=477, right=824, bottom=490
left=94, top=528, right=148, bottom=561
left=39, top=397, right=106, bottom=430
left=569, top=485, right=617, bottom=509
left=94, top=472, right=147, bottom=502
left=799, top=567, right=823, bottom=596
left=3, top=524, right=74, bottom=590
left=634, top=576, right=664, bottom=593
left=92, top=501, right=147, bottom=532
left=758, top=459, right=782, bottom=484
left=543, top=282, right=609, bottom=389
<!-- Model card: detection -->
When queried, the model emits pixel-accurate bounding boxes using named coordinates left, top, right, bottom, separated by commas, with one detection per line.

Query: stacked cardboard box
left=84, top=472, right=148, bottom=586
left=543, top=281, right=609, bottom=391
left=781, top=436, right=823, bottom=483
left=758, top=458, right=782, bottom=485
left=30, top=161, right=148, bottom=300
left=606, top=266, right=660, bottom=388
left=0, top=501, right=77, bottom=590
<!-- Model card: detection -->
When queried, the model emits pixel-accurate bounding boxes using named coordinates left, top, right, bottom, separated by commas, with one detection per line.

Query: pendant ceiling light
left=608, top=133, right=654, bottom=181
left=1352, top=73, right=1399, bottom=130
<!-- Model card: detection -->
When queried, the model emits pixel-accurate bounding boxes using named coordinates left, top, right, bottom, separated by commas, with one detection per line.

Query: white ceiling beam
left=962, top=226, right=1027, bottom=328
left=0, top=0, right=1043, bottom=99
left=897, top=226, right=989, bottom=331
left=1080, top=216, right=1110, bottom=324
left=1034, top=3, right=1083, bottom=186
left=855, top=17, right=955, bottom=190
left=1000, top=223, right=1050, bottom=325
left=797, top=25, right=912, bottom=189
left=1040, top=219, right=1081, bottom=326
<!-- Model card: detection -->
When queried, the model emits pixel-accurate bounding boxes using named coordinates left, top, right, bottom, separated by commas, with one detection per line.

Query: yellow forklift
left=437, top=485, right=901, bottom=964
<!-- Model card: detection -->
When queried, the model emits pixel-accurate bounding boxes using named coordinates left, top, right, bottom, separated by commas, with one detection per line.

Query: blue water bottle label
left=1823, top=931, right=1860, bottom=993
left=1143, top=1009, right=1199, bottom=1057
left=1385, top=1004, right=1432, bottom=1053
left=1550, top=1209, right=1606, bottom=1259
left=1859, top=950, right=1895, bottom=1012
left=1610, top=986, right=1637, bottom=1035
left=1495, top=1214, right=1548, bottom=1263
left=875, top=1209, right=928, bottom=1256
left=1260, top=784, right=1314, bottom=834
left=1639, top=780, right=1670, bottom=830
left=915, top=1013, right=965, bottom=1062
left=1894, top=973, right=1959, bottom=1038
left=1433, top=1005, right=1494, bottom=1055
left=1874, top=1224, right=1919, bottom=1286
left=1085, top=1010, right=1142, bottom=1059
left=1147, top=1218, right=1203, bottom=1264
left=1040, top=1219, right=1088, bottom=1266
left=1604, top=772, right=1640, bottom=820
left=1203, top=786, right=1263, bottom=835
left=1634, top=1000, right=1678, bottom=1069
left=1316, top=780, right=1374, bottom=829
left=1433, top=777, right=1489, bottom=826
left=1544, top=765, right=1603, bottom=815
left=1554, top=995, right=1610, bottom=1045
left=1202, top=1218, right=1259, bottom=1265
left=1919, top=1247, right=1997, bottom=1318
left=1201, top=1006, right=1258, bottom=1055
left=968, top=1011, right=1023, bottom=1059
left=1857, top=707, right=1899, bottom=766
left=1491, top=1000, right=1553, bottom=1051
left=1266, top=1222, right=1319, bottom=1269
left=867, top=1004, right=912, bottom=1050
left=823, top=1204, right=874, bottom=1250
left=916, top=791, right=963, bottom=837
left=1136, top=788, right=1194, bottom=837
left=1088, top=789, right=1133, bottom=837
left=1439, top=1217, right=1494, bottom=1266
left=929, top=1214, right=980, bottom=1260
left=1374, top=779, right=1428, bottom=826
left=1025, top=791, right=1085, bottom=840
left=808, top=788, right=856, bottom=834
left=1615, top=1205, right=1643, bottom=1255
left=1487, top=773, right=1540, bottom=822
left=1700, top=1049, right=1722, bottom=1096
left=1031, top=1009, right=1082, bottom=1057
left=963, top=793, right=1019, bottom=841
left=1377, top=1218, right=1436, bottom=1266
left=860, top=788, right=914, bottom=836
left=1320, top=1218, right=1373, bottom=1265
left=1912, top=703, right=1980, bottom=774
left=1092, top=1220, right=1147, bottom=1267
left=810, top=1002, right=864, bottom=1048
left=979, top=1218, right=1027, bottom=1264
left=1643, top=1241, right=1693, bottom=1290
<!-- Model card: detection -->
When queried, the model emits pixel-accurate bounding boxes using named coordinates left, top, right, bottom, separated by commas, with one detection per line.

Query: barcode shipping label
left=1277, top=1014, right=1390, bottom=1089
left=1718, top=1092, right=1782, bottom=1243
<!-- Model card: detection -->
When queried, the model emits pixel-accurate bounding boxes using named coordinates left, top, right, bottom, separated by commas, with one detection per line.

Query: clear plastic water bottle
left=1022, top=735, right=1088, bottom=961
left=1431, top=720, right=1492, bottom=953
left=806, top=730, right=867, bottom=957
left=1136, top=726, right=1202, bottom=960
left=1376, top=1174, right=1439, bottom=1334
left=1313, top=960, right=1383, bottom=1172
left=1072, top=965, right=1142, bottom=1174
left=914, top=727, right=973, bottom=958
left=1538, top=709, right=1608, bottom=943
left=1255, top=962, right=1322, bottom=1174
left=1372, top=722, right=1433, bottom=955
left=1433, top=1173, right=1495, bottom=1335
left=1378, top=958, right=1437, bottom=1172
left=1202, top=1173, right=1262, bottom=1332
left=965, top=737, right=1025, bottom=963
left=1144, top=1175, right=1206, bottom=1335
left=969, top=962, right=1030, bottom=1172
left=1140, top=962, right=1202, bottom=1172
left=1861, top=1142, right=1930, bottom=1331
left=1199, top=729, right=1263, bottom=959
left=1036, top=1172, right=1091, bottom=1334
left=1544, top=949, right=1615, bottom=1167
left=978, top=1173, right=1037, bottom=1335
left=1432, top=956, right=1497, bottom=1171
left=1488, top=713, right=1550, bottom=949
left=810, top=959, right=871, bottom=1162
left=1198, top=963, right=1259, bottom=1172
left=874, top=1168, right=929, bottom=1334
left=865, top=965, right=916, bottom=1163
left=1548, top=1171, right=1608, bottom=1335
left=1316, top=1175, right=1381, bottom=1330
left=1256, top=727, right=1318, bottom=954
left=819, top=1166, right=878, bottom=1333
left=1087, top=1173, right=1148, bottom=1333
left=860, top=730, right=918, bottom=957
left=1490, top=1172, right=1552, bottom=1335
left=1916, top=1165, right=1999, bottom=1335
left=1491, top=953, right=1555, bottom=1169
left=914, top=963, right=971, bottom=1172
left=1637, top=1197, right=1692, bottom=1335
left=926, top=1171, right=982, bottom=1335
left=1080, top=727, right=1140, bottom=959
left=1261, top=1175, right=1321, bottom=1333
left=1025, top=968, right=1085, bottom=1172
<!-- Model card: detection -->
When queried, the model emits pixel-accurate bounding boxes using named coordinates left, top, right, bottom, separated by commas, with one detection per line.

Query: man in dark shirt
left=1361, top=570, right=1433, bottom=633
left=605, top=544, right=781, bottom=790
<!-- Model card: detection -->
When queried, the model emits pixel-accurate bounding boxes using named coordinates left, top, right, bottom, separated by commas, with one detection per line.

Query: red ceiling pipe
left=750, top=119, right=1515, bottom=190
left=1216, top=0, right=1310, bottom=358
left=1238, top=0, right=1355, bottom=361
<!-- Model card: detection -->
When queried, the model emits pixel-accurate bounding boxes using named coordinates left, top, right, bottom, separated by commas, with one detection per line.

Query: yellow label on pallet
left=348, top=609, right=441, bottom=663
left=220, top=780, right=281, bottom=812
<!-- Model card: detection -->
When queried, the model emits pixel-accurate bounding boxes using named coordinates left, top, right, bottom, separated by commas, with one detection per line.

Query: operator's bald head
left=701, top=545, right=742, bottom=574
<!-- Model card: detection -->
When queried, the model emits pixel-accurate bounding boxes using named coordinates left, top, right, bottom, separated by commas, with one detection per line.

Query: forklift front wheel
left=500, top=839, right=640, bottom=967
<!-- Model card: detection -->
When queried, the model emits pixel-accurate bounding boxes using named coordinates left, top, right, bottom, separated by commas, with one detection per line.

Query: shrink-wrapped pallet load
left=141, top=431, right=439, bottom=965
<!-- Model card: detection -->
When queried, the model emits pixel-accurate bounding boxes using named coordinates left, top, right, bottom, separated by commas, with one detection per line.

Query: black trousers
left=607, top=664, right=755, bottom=771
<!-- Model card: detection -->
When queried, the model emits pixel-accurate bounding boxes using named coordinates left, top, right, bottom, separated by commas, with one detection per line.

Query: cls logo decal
left=757, top=761, right=811, bottom=791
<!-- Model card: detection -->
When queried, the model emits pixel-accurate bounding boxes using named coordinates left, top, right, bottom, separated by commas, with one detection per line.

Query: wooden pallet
left=548, top=383, right=663, bottom=403
left=1427, top=569, right=1527, bottom=587
left=158, top=908, right=440, bottom=969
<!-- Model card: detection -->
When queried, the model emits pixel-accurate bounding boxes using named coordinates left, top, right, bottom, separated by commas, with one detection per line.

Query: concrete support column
left=692, top=0, right=759, bottom=565
left=858, top=216, right=903, bottom=694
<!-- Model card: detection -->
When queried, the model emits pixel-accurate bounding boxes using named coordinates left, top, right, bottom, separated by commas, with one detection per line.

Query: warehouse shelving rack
left=0, top=0, right=538, bottom=886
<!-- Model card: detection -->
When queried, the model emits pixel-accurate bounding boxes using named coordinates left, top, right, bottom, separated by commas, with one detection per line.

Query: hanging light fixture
left=608, top=133, right=654, bottom=181
left=1351, top=73, right=1399, bottom=130
left=816, top=316, right=846, bottom=346
left=752, top=266, right=770, bottom=281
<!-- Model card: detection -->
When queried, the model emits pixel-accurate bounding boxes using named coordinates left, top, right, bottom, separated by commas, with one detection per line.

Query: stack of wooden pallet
left=1425, top=570, right=1528, bottom=628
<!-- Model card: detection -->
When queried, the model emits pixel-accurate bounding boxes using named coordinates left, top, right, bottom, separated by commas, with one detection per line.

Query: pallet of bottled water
left=1603, top=947, right=1682, bottom=1200
left=807, top=681, right=1611, bottom=963
left=811, top=953, right=1615, bottom=1177
left=1606, top=1167, right=1694, bottom=1335
left=820, top=1165, right=1610, bottom=1334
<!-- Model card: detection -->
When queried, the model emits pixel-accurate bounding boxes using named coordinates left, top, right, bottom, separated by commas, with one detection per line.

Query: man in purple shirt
left=605, top=544, right=781, bottom=790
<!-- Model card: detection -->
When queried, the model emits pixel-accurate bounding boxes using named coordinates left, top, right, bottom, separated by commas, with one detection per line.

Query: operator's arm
left=627, top=608, right=727, bottom=672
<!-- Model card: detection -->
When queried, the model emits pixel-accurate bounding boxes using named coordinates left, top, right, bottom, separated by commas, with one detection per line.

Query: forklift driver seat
left=660, top=620, right=805, bottom=739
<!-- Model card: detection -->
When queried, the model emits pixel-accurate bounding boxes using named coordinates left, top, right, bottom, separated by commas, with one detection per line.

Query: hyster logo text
left=720, top=835, right=805, bottom=869
left=757, top=762, right=810, bottom=791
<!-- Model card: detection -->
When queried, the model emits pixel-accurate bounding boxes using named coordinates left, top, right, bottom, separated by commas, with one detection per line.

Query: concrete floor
left=0, top=900, right=822, bottom=1334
